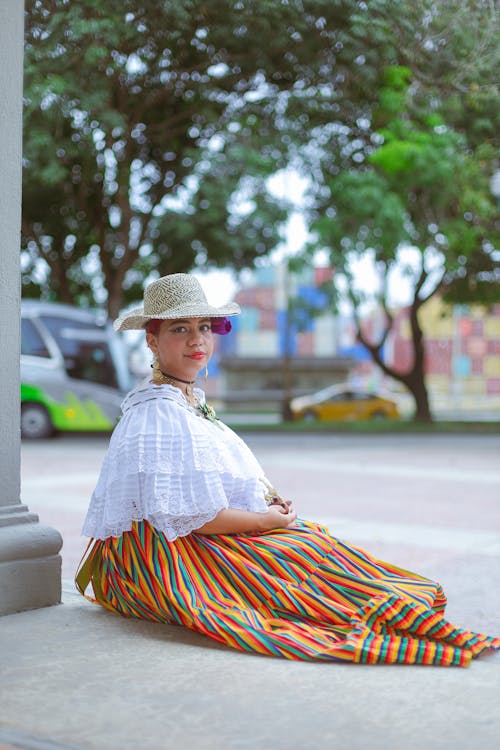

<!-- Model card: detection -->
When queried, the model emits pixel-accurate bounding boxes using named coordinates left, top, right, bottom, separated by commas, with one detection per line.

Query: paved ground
left=1, top=432, right=499, bottom=749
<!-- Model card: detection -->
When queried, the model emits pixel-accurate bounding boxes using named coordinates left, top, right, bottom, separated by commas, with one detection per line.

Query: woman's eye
left=200, top=324, right=212, bottom=332
left=172, top=326, right=187, bottom=333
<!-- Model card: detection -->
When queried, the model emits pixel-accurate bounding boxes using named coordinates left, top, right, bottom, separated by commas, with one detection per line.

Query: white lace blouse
left=82, top=381, right=270, bottom=540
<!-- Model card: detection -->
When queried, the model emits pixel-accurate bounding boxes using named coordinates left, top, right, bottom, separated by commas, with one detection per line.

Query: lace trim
left=84, top=508, right=220, bottom=542
left=82, top=381, right=270, bottom=540
left=83, top=470, right=269, bottom=541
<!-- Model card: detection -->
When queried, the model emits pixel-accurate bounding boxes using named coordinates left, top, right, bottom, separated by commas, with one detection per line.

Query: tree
left=305, top=61, right=499, bottom=421
left=282, top=0, right=499, bottom=422
left=23, top=0, right=365, bottom=316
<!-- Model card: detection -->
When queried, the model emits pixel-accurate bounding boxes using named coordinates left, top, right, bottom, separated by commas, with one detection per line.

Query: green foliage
left=299, top=0, right=500, bottom=421
left=314, top=170, right=408, bottom=261
left=307, top=49, right=499, bottom=311
left=23, top=0, right=362, bottom=314
left=22, top=0, right=499, bottom=357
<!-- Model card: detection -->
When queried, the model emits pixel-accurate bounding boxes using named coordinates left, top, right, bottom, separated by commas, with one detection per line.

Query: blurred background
left=20, top=0, right=500, bottom=435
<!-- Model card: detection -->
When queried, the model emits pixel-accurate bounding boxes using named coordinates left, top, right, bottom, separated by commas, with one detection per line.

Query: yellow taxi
left=290, top=384, right=400, bottom=422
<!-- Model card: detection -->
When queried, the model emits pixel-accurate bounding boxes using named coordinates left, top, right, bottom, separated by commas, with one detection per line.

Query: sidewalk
left=2, top=433, right=499, bottom=750
left=1, top=579, right=499, bottom=750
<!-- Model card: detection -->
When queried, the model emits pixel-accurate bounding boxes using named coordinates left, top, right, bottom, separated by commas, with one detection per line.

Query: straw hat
left=113, top=273, right=240, bottom=332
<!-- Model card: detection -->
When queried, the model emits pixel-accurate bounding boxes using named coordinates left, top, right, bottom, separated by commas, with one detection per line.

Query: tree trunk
left=106, top=245, right=140, bottom=319
left=354, top=297, right=434, bottom=423
left=407, top=286, right=432, bottom=422
left=107, top=286, right=125, bottom=321
left=404, top=366, right=433, bottom=423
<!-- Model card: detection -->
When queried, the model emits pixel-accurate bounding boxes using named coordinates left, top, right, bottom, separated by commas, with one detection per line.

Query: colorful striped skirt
left=75, top=519, right=500, bottom=666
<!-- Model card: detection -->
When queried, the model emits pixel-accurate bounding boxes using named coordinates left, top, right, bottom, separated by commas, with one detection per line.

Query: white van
left=21, top=301, right=131, bottom=438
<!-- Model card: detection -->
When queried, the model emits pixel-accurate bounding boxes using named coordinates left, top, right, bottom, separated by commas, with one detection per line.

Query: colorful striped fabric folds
left=75, top=519, right=500, bottom=666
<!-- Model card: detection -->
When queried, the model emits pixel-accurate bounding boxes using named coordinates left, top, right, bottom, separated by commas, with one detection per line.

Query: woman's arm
left=195, top=505, right=297, bottom=535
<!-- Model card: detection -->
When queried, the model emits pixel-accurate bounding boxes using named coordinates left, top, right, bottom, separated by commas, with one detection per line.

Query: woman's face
left=146, top=317, right=214, bottom=381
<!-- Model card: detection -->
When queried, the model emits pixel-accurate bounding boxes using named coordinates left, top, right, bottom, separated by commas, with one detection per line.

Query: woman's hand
left=259, top=504, right=297, bottom=532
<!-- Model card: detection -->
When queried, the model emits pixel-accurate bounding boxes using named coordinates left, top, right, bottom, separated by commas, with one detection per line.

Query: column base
left=0, top=506, right=63, bottom=615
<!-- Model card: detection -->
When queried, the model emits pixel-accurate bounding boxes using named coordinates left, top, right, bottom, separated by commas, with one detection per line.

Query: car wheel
left=303, top=411, right=317, bottom=422
left=370, top=410, right=388, bottom=421
left=21, top=403, right=55, bottom=439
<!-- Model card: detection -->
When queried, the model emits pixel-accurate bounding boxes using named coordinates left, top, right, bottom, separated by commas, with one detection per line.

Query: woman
left=76, top=273, right=499, bottom=666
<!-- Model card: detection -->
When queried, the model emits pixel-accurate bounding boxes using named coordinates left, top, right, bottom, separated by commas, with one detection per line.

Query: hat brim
left=113, top=302, right=240, bottom=332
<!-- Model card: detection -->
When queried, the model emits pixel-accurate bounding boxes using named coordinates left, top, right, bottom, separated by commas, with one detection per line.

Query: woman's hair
left=145, top=319, right=162, bottom=335
left=145, top=317, right=232, bottom=335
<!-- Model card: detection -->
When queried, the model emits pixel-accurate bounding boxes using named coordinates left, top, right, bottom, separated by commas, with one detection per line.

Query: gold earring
left=204, top=366, right=208, bottom=383
left=151, top=356, right=163, bottom=384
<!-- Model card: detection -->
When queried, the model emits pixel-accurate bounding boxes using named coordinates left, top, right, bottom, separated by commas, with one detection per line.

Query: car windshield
left=40, top=315, right=119, bottom=389
left=309, top=385, right=347, bottom=403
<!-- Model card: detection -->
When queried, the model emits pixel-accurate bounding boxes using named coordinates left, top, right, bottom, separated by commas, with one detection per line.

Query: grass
left=222, top=418, right=500, bottom=434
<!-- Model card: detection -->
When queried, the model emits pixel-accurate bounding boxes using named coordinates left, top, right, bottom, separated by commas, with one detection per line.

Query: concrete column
left=0, top=0, right=62, bottom=615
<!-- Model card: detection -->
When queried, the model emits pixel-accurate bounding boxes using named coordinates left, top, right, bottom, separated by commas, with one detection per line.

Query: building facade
left=213, top=264, right=500, bottom=415
left=213, top=263, right=354, bottom=405
left=391, top=297, right=500, bottom=397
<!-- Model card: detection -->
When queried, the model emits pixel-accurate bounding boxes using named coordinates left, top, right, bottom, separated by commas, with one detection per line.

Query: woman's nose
left=187, top=329, right=203, bottom=345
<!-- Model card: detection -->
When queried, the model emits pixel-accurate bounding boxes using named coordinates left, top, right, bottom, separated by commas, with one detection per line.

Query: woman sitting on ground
left=76, top=273, right=499, bottom=666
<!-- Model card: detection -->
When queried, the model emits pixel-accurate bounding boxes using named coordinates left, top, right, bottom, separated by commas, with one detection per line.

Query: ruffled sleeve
left=82, top=382, right=269, bottom=540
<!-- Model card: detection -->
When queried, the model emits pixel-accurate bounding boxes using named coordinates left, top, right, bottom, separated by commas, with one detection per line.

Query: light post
left=281, top=260, right=294, bottom=421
